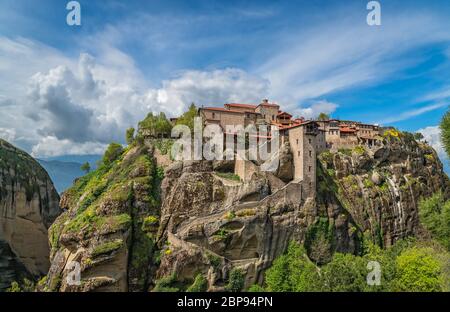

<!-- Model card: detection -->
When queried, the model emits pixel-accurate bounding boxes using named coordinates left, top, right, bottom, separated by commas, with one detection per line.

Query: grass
left=92, top=239, right=124, bottom=257
left=215, top=172, right=241, bottom=181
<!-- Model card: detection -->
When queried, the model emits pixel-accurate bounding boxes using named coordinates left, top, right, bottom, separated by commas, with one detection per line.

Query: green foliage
left=226, top=268, right=245, bottom=292
left=153, top=274, right=180, bottom=292
left=175, top=103, right=197, bottom=131
left=305, top=217, right=334, bottom=265
left=6, top=279, right=35, bottom=292
left=80, top=162, right=91, bottom=174
left=353, top=145, right=365, bottom=155
left=414, top=132, right=424, bottom=141
left=265, top=242, right=320, bottom=292
left=338, top=148, right=352, bottom=156
left=418, top=192, right=450, bottom=250
left=393, top=247, right=443, bottom=292
left=139, top=112, right=173, bottom=138
left=126, top=127, right=135, bottom=145
left=440, top=108, right=450, bottom=158
left=248, top=284, right=265, bottom=292
left=102, top=142, right=123, bottom=166
left=92, top=239, right=124, bottom=257
left=261, top=239, right=450, bottom=292
left=154, top=138, right=174, bottom=155
left=317, top=112, right=330, bottom=121
left=215, top=172, right=241, bottom=181
left=186, top=274, right=208, bottom=292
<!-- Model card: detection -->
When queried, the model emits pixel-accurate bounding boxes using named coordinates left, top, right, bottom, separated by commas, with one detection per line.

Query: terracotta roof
left=200, top=107, right=243, bottom=114
left=225, top=103, right=257, bottom=109
left=277, top=111, right=292, bottom=117
left=340, top=127, right=357, bottom=133
left=256, top=102, right=280, bottom=108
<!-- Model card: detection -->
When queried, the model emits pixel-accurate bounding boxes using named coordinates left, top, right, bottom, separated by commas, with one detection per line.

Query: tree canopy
left=175, top=103, right=197, bottom=131
left=440, top=108, right=450, bottom=158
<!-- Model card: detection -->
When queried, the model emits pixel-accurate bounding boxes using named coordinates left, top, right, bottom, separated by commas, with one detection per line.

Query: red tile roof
left=201, top=107, right=243, bottom=114
left=277, top=111, right=292, bottom=117
left=225, top=103, right=257, bottom=109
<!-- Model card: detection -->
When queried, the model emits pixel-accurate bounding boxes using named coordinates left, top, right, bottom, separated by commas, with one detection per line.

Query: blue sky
left=0, top=0, right=449, bottom=170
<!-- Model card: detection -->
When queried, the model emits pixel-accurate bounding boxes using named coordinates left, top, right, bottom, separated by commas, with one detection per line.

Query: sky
left=0, top=0, right=449, bottom=170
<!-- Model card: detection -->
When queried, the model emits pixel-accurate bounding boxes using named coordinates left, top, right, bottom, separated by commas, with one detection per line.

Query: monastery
left=196, top=99, right=382, bottom=196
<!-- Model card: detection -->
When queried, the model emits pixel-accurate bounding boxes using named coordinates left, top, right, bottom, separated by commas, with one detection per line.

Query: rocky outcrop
left=42, top=131, right=449, bottom=292
left=43, top=142, right=162, bottom=292
left=155, top=159, right=359, bottom=290
left=0, top=139, right=60, bottom=290
left=319, top=133, right=450, bottom=247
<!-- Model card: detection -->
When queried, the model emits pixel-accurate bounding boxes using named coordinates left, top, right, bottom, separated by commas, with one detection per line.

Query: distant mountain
left=37, top=155, right=101, bottom=193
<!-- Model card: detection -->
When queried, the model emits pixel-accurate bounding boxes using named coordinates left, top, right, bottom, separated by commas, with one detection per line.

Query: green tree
left=102, top=142, right=123, bottom=166
left=265, top=242, right=320, bottom=292
left=413, top=132, right=424, bottom=141
left=418, top=192, right=450, bottom=250
left=226, top=268, right=245, bottom=292
left=176, top=103, right=197, bottom=131
left=126, top=127, right=135, bottom=145
left=393, top=247, right=443, bottom=292
left=440, top=108, right=450, bottom=158
left=317, top=113, right=330, bottom=121
left=138, top=112, right=172, bottom=138
left=186, top=274, right=208, bottom=292
left=80, top=162, right=91, bottom=174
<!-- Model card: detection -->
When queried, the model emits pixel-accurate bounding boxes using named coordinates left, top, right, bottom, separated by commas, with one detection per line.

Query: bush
left=393, top=247, right=443, bottom=292
left=419, top=192, right=450, bottom=250
left=139, top=112, right=173, bottom=138
left=102, top=142, right=123, bottom=165
left=186, top=274, right=208, bottom=292
left=153, top=274, right=179, bottom=292
left=265, top=242, right=320, bottom=292
left=126, top=127, right=135, bottom=145
left=226, top=268, right=245, bottom=292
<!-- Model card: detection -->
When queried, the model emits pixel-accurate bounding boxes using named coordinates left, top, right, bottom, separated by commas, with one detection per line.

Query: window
left=212, top=112, right=216, bottom=119
left=298, top=151, right=300, bottom=157
left=309, top=150, right=312, bottom=157
left=296, top=139, right=299, bottom=145
left=272, top=115, right=275, bottom=120
left=308, top=139, right=311, bottom=144
left=308, top=166, right=311, bottom=172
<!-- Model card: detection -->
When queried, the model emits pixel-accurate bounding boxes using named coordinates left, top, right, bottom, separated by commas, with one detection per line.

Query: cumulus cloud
left=0, top=128, right=16, bottom=142
left=294, top=100, right=338, bottom=119
left=418, top=126, right=448, bottom=165
left=1, top=40, right=271, bottom=157
left=31, top=136, right=107, bottom=158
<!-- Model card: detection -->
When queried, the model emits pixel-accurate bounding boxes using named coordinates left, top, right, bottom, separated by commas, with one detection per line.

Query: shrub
left=92, top=239, right=123, bottom=257
left=153, top=274, right=179, bottom=292
left=186, top=274, right=208, bottom=292
left=102, top=142, right=123, bottom=165
left=215, top=172, right=241, bottom=181
left=393, top=247, right=443, bottom=292
left=418, top=192, right=450, bottom=250
left=265, top=242, right=320, bottom=292
left=226, top=268, right=245, bottom=292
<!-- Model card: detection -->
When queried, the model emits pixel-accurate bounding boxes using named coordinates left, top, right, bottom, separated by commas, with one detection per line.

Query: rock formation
left=43, top=132, right=449, bottom=292
left=0, top=139, right=60, bottom=290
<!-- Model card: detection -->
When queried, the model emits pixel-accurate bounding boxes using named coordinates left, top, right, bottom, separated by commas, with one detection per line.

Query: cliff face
left=318, top=133, right=450, bottom=248
left=43, top=133, right=449, bottom=292
left=0, top=139, right=61, bottom=290
left=44, top=142, right=162, bottom=291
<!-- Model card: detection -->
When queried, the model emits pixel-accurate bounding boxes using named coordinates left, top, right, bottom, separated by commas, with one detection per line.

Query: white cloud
left=380, top=102, right=448, bottom=124
left=31, top=136, right=107, bottom=158
left=294, top=100, right=338, bottom=119
left=0, top=128, right=16, bottom=142
left=418, top=126, right=448, bottom=164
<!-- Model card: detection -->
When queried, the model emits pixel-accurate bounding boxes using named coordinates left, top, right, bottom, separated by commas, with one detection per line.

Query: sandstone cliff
left=0, top=139, right=61, bottom=290
left=43, top=131, right=449, bottom=292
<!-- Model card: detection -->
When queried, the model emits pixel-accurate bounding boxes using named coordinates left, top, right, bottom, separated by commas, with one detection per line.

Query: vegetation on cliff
left=46, top=131, right=164, bottom=291
left=259, top=239, right=449, bottom=292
